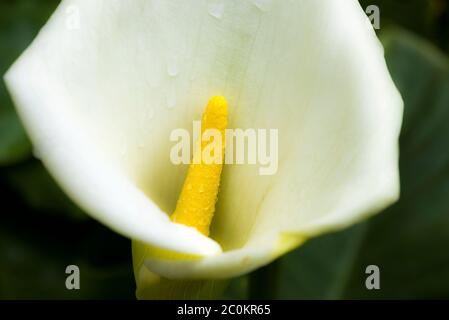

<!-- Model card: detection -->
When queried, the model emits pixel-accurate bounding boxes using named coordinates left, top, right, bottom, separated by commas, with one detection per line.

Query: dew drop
left=166, top=93, right=176, bottom=109
left=146, top=108, right=154, bottom=120
left=208, top=2, right=224, bottom=19
left=166, top=83, right=177, bottom=109
left=167, top=55, right=178, bottom=77
left=252, top=0, right=271, bottom=12
left=120, top=144, right=128, bottom=156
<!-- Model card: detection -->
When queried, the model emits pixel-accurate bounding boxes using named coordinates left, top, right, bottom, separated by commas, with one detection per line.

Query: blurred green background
left=0, top=0, right=448, bottom=299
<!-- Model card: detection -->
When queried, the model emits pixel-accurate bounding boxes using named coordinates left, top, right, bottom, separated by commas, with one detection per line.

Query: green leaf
left=3, top=160, right=88, bottom=221
left=276, top=29, right=449, bottom=299
left=277, top=224, right=367, bottom=299
left=223, top=276, right=248, bottom=300
left=0, top=0, right=60, bottom=166
left=0, top=110, right=31, bottom=165
left=0, top=200, right=135, bottom=299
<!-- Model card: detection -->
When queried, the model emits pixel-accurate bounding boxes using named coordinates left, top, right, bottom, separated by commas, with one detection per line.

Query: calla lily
left=4, top=0, right=402, bottom=298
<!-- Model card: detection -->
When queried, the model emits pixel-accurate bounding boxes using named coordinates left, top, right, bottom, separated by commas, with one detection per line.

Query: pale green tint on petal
left=132, top=241, right=228, bottom=299
left=141, top=233, right=307, bottom=279
left=5, top=0, right=402, bottom=279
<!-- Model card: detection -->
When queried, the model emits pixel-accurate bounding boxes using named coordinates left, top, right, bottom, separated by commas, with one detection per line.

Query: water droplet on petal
left=166, top=81, right=177, bottom=109
left=146, top=108, right=154, bottom=120
left=252, top=0, right=271, bottom=12
left=167, top=55, right=178, bottom=77
left=208, top=2, right=224, bottom=19
left=120, top=144, right=128, bottom=157
left=166, top=92, right=176, bottom=109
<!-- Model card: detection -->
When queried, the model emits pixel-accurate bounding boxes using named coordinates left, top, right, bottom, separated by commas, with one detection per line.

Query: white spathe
left=4, top=0, right=403, bottom=280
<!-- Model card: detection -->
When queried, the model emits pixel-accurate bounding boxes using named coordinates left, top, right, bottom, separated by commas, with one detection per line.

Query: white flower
left=4, top=0, right=402, bottom=293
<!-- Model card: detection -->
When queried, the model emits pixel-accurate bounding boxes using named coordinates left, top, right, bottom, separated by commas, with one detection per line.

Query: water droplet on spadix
left=252, top=0, right=271, bottom=12
left=208, top=2, right=225, bottom=19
